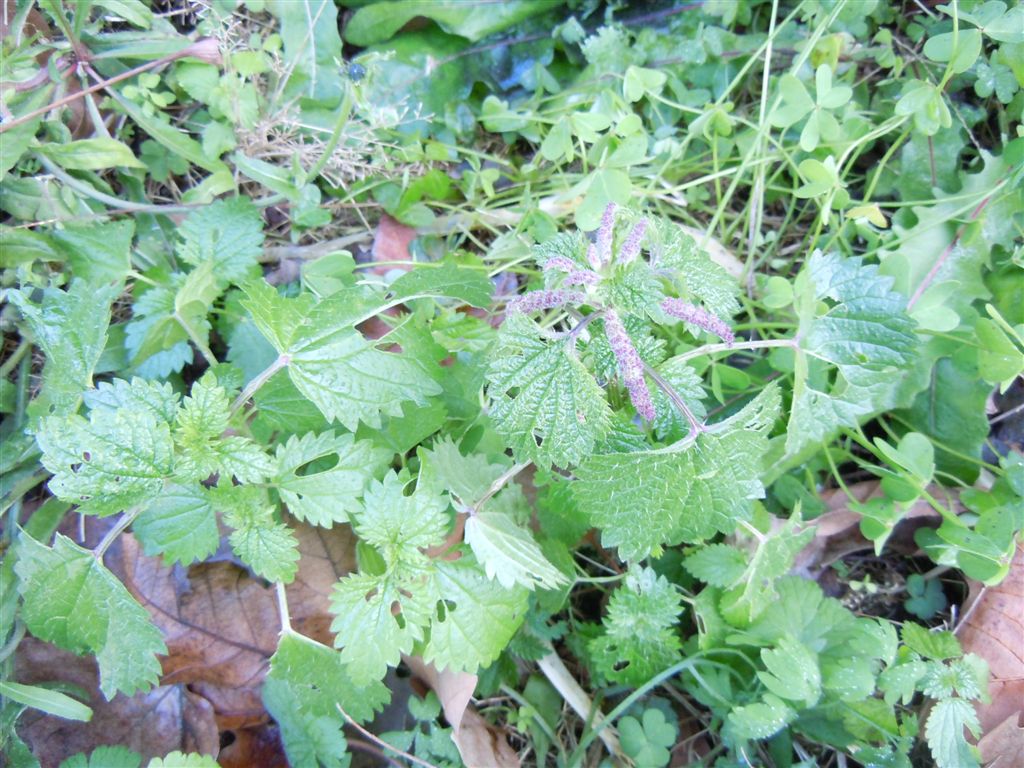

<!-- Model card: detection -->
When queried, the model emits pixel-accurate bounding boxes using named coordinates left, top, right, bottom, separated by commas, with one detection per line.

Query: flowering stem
left=672, top=337, right=797, bottom=365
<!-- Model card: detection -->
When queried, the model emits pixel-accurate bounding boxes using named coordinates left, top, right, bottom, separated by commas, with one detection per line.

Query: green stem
left=672, top=338, right=796, bottom=365
left=175, top=312, right=218, bottom=368
left=275, top=582, right=292, bottom=634
left=35, top=154, right=201, bottom=214
left=93, top=506, right=142, bottom=560
left=565, top=657, right=706, bottom=767
left=0, top=339, right=31, bottom=380
left=302, top=83, right=354, bottom=184
left=642, top=361, right=705, bottom=438
left=231, top=354, right=290, bottom=416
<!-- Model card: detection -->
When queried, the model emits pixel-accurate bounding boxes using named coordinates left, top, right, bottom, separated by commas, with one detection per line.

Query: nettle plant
left=7, top=200, right=991, bottom=767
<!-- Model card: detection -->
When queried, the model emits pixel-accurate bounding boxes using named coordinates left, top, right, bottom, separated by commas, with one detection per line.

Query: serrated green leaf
left=37, top=400, right=175, bottom=516
left=264, top=630, right=389, bottom=768
left=487, top=313, right=612, bottom=468
left=10, top=282, right=119, bottom=419
left=133, top=484, right=219, bottom=565
left=330, top=571, right=434, bottom=684
left=589, top=567, right=682, bottom=686
left=50, top=219, right=134, bottom=285
left=421, top=557, right=528, bottom=674
left=15, top=534, right=166, bottom=699
left=417, top=435, right=510, bottom=505
left=241, top=281, right=442, bottom=430
left=356, top=471, right=449, bottom=570
left=575, top=385, right=779, bottom=561
left=719, top=516, right=815, bottom=624
left=388, top=262, right=494, bottom=308
left=229, top=520, right=300, bottom=584
left=84, top=378, right=179, bottom=424
left=176, top=198, right=264, bottom=286
left=879, top=658, right=929, bottom=705
left=124, top=278, right=198, bottom=378
left=925, top=698, right=980, bottom=768
left=683, top=543, right=748, bottom=587
left=648, top=217, right=739, bottom=320
left=901, top=623, right=962, bottom=661
left=465, top=510, right=568, bottom=590
left=274, top=431, right=392, bottom=526
left=787, top=253, right=918, bottom=455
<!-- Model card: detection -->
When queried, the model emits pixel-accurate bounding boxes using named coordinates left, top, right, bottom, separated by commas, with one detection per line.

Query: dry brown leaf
left=13, top=636, right=219, bottom=768
left=113, top=520, right=357, bottom=729
left=452, top=708, right=522, bottom=768
left=406, top=656, right=522, bottom=767
left=117, top=535, right=278, bottom=728
left=978, top=713, right=1024, bottom=767
left=959, top=542, right=1024, bottom=739
left=287, top=519, right=358, bottom=645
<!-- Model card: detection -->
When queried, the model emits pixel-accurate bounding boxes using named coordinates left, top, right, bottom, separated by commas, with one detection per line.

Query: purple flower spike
left=507, top=289, right=587, bottom=314
left=618, top=218, right=647, bottom=264
left=595, top=203, right=617, bottom=267
left=564, top=269, right=602, bottom=286
left=586, top=243, right=601, bottom=270
left=543, top=256, right=577, bottom=272
left=604, top=309, right=656, bottom=421
left=660, top=298, right=735, bottom=345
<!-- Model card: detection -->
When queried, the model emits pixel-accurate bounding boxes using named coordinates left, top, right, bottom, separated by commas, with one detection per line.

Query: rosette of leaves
left=486, top=204, right=779, bottom=562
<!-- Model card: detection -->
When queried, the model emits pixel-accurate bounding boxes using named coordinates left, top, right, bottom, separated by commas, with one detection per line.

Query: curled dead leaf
left=406, top=656, right=520, bottom=768
left=959, top=542, right=1024, bottom=748
left=13, top=636, right=219, bottom=767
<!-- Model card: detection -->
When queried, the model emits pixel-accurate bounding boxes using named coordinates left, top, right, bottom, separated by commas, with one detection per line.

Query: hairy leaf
left=787, top=252, right=918, bottom=455
left=37, top=398, right=175, bottom=516
left=9, top=282, right=119, bottom=419
left=487, top=313, right=612, bottom=468
left=133, top=484, right=219, bottom=566
left=465, top=510, right=568, bottom=590
left=176, top=197, right=264, bottom=285
left=589, top=567, right=682, bottom=686
left=575, top=385, right=779, bottom=560
left=264, top=630, right=389, bottom=768
left=330, top=572, right=434, bottom=684
left=421, top=557, right=528, bottom=674
left=275, top=431, right=392, bottom=526
left=242, top=281, right=442, bottom=430
left=15, top=534, right=166, bottom=699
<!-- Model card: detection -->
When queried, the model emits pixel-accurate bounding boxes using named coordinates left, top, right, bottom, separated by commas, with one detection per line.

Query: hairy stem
left=642, top=361, right=705, bottom=438
left=471, top=462, right=531, bottom=516
left=275, top=582, right=292, bottom=634
left=93, top=507, right=142, bottom=560
left=673, top=337, right=797, bottom=365
left=231, top=354, right=290, bottom=416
